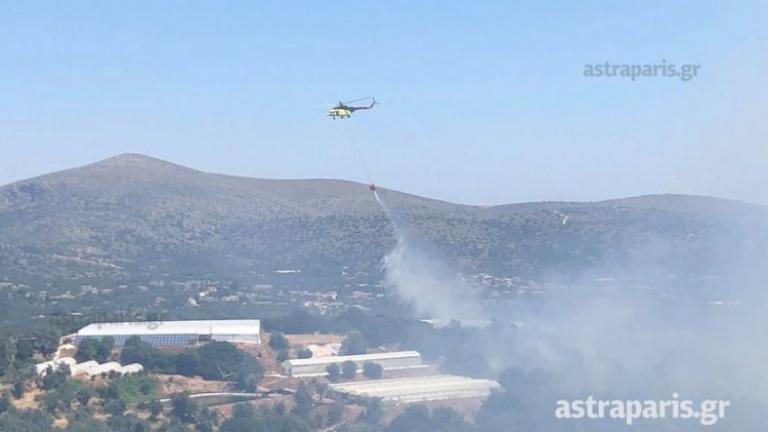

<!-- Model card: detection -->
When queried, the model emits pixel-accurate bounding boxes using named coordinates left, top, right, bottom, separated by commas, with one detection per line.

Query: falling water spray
left=373, top=188, right=484, bottom=321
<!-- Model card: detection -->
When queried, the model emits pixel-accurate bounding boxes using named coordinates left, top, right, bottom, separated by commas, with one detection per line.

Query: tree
left=13, top=339, right=35, bottom=361
left=171, top=392, right=198, bottom=423
left=297, top=347, right=313, bottom=359
left=2, top=335, right=17, bottom=380
left=316, top=382, right=328, bottom=400
left=146, top=399, right=163, bottom=419
left=0, top=409, right=54, bottom=432
left=197, top=407, right=219, bottom=432
left=119, top=336, right=156, bottom=366
left=281, top=309, right=321, bottom=334
left=276, top=349, right=289, bottom=363
left=233, top=353, right=264, bottom=392
left=41, top=364, right=70, bottom=391
left=103, top=399, right=126, bottom=416
left=385, top=405, right=430, bottom=432
left=430, top=406, right=475, bottom=432
left=66, top=418, right=110, bottom=432
left=196, top=341, right=246, bottom=381
left=33, top=330, right=61, bottom=357
left=43, top=382, right=76, bottom=413
left=106, top=413, right=150, bottom=432
left=385, top=405, right=474, bottom=432
left=0, top=336, right=5, bottom=378
left=0, top=395, right=9, bottom=414
left=75, top=338, right=101, bottom=362
left=174, top=352, right=199, bottom=377
left=341, top=331, right=368, bottom=355
left=75, top=387, right=94, bottom=406
left=232, top=402, right=254, bottom=418
left=328, top=402, right=344, bottom=425
left=268, top=332, right=290, bottom=351
left=361, top=397, right=383, bottom=425
left=220, top=404, right=312, bottom=432
left=341, top=360, right=357, bottom=380
left=96, top=337, right=114, bottom=363
left=362, top=362, right=383, bottom=379
left=11, top=379, right=24, bottom=399
left=102, top=374, right=157, bottom=406
left=191, top=341, right=263, bottom=391
left=293, top=381, right=313, bottom=416
left=326, top=363, right=341, bottom=382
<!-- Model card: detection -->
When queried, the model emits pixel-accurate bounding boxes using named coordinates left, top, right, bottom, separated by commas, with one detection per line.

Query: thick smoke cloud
left=377, top=189, right=768, bottom=430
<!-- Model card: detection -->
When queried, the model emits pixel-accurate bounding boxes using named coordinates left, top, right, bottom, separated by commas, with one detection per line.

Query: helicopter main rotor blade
left=343, top=96, right=374, bottom=104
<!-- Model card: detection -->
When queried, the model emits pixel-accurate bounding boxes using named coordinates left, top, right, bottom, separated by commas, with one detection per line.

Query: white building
left=329, top=374, right=501, bottom=403
left=89, top=361, right=122, bottom=377
left=70, top=360, right=100, bottom=377
left=282, top=351, right=422, bottom=377
left=36, top=357, right=144, bottom=378
left=74, top=319, right=261, bottom=347
left=70, top=361, right=144, bottom=378
left=35, top=357, right=77, bottom=376
left=119, top=363, right=144, bottom=375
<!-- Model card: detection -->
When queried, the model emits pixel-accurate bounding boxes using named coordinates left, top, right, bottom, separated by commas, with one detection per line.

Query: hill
left=0, top=154, right=765, bottom=287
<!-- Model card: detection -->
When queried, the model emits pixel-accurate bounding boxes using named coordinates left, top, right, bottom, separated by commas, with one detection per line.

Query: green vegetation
left=220, top=403, right=312, bottom=432
left=41, top=364, right=70, bottom=391
left=119, top=338, right=263, bottom=391
left=341, top=360, right=358, bottom=379
left=326, top=363, right=341, bottom=382
left=74, top=337, right=114, bottom=363
left=171, top=392, right=198, bottom=423
left=385, top=405, right=475, bottom=432
left=267, top=332, right=289, bottom=351
left=362, top=362, right=383, bottom=379
left=340, top=331, right=368, bottom=355
left=102, top=373, right=157, bottom=405
left=293, top=382, right=313, bottom=416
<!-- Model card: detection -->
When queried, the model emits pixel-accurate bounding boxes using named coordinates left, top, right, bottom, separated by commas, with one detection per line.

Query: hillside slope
left=0, top=154, right=765, bottom=286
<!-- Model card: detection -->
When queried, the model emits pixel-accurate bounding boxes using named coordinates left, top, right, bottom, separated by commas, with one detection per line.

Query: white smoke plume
left=375, top=190, right=484, bottom=321
left=381, top=233, right=483, bottom=321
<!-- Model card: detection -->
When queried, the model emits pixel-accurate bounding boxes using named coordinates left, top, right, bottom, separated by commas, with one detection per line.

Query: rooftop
left=330, top=374, right=501, bottom=403
left=284, top=350, right=421, bottom=366
left=77, top=319, right=261, bottom=336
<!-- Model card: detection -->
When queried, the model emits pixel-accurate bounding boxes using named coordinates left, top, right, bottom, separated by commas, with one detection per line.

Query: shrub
left=341, top=360, right=357, bottom=380
left=362, top=362, right=383, bottom=379
left=268, top=332, right=290, bottom=351
left=326, top=363, right=340, bottom=382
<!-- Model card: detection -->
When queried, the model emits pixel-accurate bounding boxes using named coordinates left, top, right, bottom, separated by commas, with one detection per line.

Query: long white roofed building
left=283, top=351, right=423, bottom=377
left=330, top=374, right=501, bottom=403
left=74, top=319, right=261, bottom=347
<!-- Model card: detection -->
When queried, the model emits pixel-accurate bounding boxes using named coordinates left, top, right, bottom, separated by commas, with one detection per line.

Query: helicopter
left=327, top=97, right=376, bottom=119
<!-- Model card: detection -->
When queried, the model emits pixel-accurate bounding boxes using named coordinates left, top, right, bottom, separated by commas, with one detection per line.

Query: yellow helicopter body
left=327, top=97, right=375, bottom=119
left=327, top=107, right=353, bottom=119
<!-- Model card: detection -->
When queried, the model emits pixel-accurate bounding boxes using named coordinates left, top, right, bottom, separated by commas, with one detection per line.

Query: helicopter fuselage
left=327, top=107, right=353, bottom=119
left=327, top=99, right=375, bottom=119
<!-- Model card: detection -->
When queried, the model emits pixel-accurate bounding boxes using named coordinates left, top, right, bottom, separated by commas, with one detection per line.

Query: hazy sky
left=1, top=1, right=766, bottom=205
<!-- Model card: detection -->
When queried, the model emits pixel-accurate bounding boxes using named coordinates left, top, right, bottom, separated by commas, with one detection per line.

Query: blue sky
left=1, top=1, right=766, bottom=205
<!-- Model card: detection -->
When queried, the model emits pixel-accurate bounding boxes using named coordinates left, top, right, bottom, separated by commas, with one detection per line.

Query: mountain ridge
left=5, top=153, right=765, bottom=212
left=1, top=153, right=766, bottom=286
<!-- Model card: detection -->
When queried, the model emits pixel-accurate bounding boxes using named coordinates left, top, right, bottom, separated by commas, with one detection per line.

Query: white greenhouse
left=329, top=374, right=501, bottom=403
left=74, top=319, right=261, bottom=347
left=282, top=351, right=423, bottom=377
